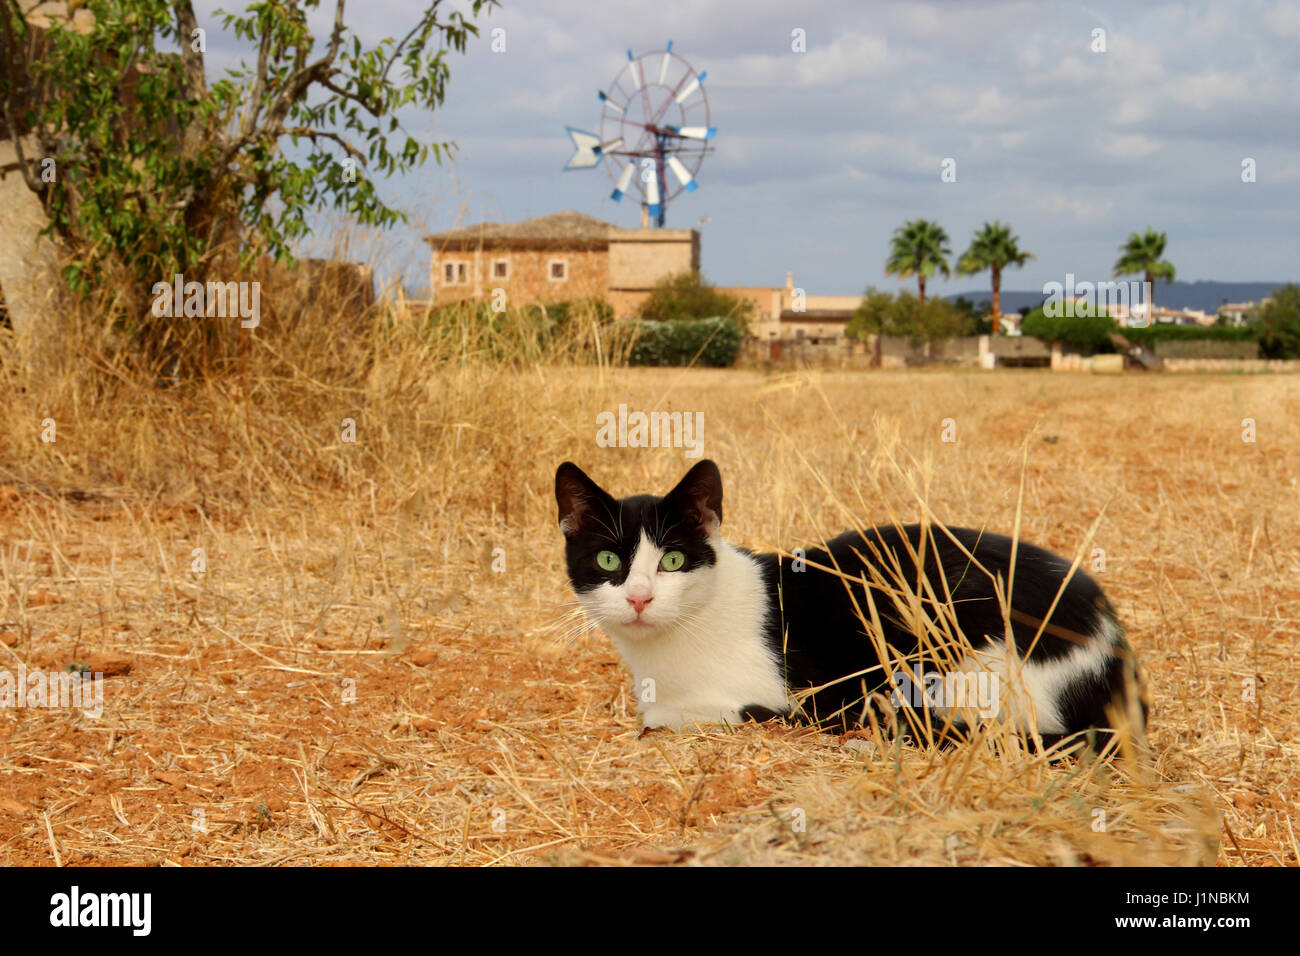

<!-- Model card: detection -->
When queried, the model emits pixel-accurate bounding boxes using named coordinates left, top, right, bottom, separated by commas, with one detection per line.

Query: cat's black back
left=752, top=524, right=1143, bottom=738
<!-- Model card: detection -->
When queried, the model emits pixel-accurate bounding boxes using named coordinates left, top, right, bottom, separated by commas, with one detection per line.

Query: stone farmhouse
left=423, top=212, right=867, bottom=351
left=424, top=211, right=699, bottom=317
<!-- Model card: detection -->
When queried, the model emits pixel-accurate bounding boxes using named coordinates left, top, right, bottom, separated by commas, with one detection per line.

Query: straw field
left=0, top=303, right=1296, bottom=866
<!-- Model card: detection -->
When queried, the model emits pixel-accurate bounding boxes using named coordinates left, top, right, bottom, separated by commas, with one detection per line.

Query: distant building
left=424, top=210, right=699, bottom=317
left=1149, top=306, right=1213, bottom=326
left=1115, top=301, right=1214, bottom=327
left=993, top=310, right=1024, bottom=335
left=1217, top=300, right=1267, bottom=326
left=722, top=272, right=862, bottom=344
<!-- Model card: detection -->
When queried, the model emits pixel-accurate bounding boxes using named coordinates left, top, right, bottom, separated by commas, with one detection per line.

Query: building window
left=491, top=258, right=510, bottom=280
left=442, top=261, right=468, bottom=285
left=548, top=259, right=568, bottom=282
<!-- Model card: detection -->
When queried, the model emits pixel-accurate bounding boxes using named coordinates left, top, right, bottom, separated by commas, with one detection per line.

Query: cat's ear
left=666, top=459, right=723, bottom=536
left=555, top=462, right=613, bottom=537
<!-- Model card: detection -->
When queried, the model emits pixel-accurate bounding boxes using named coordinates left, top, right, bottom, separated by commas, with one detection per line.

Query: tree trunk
left=1145, top=269, right=1154, bottom=324
left=918, top=274, right=926, bottom=305
left=991, top=265, right=1001, bottom=336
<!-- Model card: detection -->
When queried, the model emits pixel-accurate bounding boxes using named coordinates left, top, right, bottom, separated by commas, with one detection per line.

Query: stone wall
left=607, top=229, right=697, bottom=317
left=1160, top=358, right=1300, bottom=372
left=987, top=335, right=1051, bottom=360
left=429, top=246, right=609, bottom=309
left=742, top=337, right=875, bottom=368
left=1151, top=339, right=1259, bottom=359
left=741, top=334, right=1300, bottom=374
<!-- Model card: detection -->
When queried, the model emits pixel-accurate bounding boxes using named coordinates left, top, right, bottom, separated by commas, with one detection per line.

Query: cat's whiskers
left=546, top=604, right=601, bottom=647
left=589, top=513, right=621, bottom=542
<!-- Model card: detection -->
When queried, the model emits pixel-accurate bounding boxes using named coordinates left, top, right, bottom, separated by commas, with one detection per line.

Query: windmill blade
left=627, top=49, right=642, bottom=90
left=674, top=70, right=706, bottom=104
left=564, top=127, right=602, bottom=170
left=658, top=40, right=673, bottom=85
left=645, top=166, right=661, bottom=219
left=667, top=156, right=699, bottom=192
left=598, top=90, right=624, bottom=114
left=610, top=162, right=636, bottom=202
left=668, top=125, right=716, bottom=140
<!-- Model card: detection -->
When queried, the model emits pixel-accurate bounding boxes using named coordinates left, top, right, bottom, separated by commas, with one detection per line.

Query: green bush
left=520, top=298, right=614, bottom=329
left=847, top=288, right=965, bottom=344
left=638, top=272, right=754, bottom=330
left=628, top=317, right=742, bottom=367
left=1255, top=284, right=1300, bottom=359
left=1021, top=306, right=1117, bottom=352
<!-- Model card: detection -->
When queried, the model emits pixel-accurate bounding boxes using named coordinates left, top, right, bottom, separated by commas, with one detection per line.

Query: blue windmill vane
left=564, top=41, right=716, bottom=228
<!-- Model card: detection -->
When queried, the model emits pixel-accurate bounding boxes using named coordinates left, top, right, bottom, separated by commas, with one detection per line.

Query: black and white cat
left=556, top=459, right=1147, bottom=748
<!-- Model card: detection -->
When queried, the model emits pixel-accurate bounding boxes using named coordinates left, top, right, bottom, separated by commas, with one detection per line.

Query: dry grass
left=0, top=299, right=1297, bottom=866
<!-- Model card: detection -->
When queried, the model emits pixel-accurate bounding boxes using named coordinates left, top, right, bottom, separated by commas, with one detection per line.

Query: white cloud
left=1165, top=70, right=1252, bottom=109
left=1109, top=134, right=1162, bottom=159
left=1037, top=194, right=1116, bottom=223
left=1019, top=42, right=1046, bottom=71
left=1052, top=55, right=1093, bottom=85
left=959, top=87, right=1016, bottom=127
left=1264, top=0, right=1300, bottom=35
left=1113, top=99, right=1149, bottom=125
left=718, top=31, right=903, bottom=88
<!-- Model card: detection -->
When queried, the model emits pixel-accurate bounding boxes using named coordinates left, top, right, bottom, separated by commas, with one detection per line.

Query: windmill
left=564, top=42, right=715, bottom=228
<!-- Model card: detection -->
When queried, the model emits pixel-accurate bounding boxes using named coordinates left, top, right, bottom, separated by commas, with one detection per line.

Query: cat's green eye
left=596, top=550, right=621, bottom=572
left=659, top=550, right=686, bottom=572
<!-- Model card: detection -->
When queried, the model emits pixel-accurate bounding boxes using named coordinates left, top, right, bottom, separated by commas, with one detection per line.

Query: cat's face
left=555, top=460, right=724, bottom=642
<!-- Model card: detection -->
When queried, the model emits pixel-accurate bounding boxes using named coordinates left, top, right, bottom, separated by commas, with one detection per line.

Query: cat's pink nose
left=627, top=595, right=653, bottom=614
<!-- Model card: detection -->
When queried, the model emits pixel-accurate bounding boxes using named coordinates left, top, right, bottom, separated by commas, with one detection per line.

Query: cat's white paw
left=640, top=702, right=744, bottom=732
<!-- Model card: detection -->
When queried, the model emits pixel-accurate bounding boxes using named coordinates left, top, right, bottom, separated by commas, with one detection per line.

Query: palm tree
left=956, top=221, right=1034, bottom=334
left=885, top=219, right=951, bottom=305
left=1113, top=228, right=1176, bottom=323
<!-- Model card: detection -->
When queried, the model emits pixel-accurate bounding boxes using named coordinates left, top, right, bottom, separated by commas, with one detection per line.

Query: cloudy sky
left=195, top=0, right=1300, bottom=296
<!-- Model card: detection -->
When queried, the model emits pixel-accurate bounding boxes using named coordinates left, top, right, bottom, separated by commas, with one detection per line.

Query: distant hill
left=945, top=281, right=1292, bottom=314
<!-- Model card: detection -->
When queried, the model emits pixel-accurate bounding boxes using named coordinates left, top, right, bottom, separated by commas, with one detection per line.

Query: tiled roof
left=425, top=210, right=614, bottom=244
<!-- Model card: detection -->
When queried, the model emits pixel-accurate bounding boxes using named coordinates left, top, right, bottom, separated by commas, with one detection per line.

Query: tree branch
left=325, top=0, right=347, bottom=63
left=227, top=0, right=347, bottom=166
left=319, top=76, right=379, bottom=117
left=172, top=0, right=208, bottom=101
left=280, top=125, right=366, bottom=162
left=378, top=10, right=434, bottom=87
left=240, top=13, right=275, bottom=140
left=0, top=99, right=45, bottom=195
